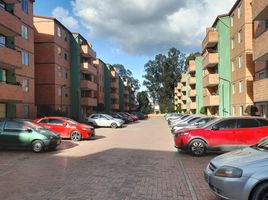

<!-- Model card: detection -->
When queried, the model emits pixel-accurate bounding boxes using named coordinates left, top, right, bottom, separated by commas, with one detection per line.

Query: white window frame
left=239, top=81, right=243, bottom=93
left=21, top=24, right=28, bottom=40
left=239, top=106, right=243, bottom=116
left=231, top=60, right=235, bottom=72
left=231, top=14, right=234, bottom=27
left=232, top=106, right=236, bottom=115
left=238, top=56, right=242, bottom=68
left=232, top=83, right=236, bottom=95
left=238, top=30, right=241, bottom=43
left=22, top=79, right=29, bottom=92
left=238, top=3, right=242, bottom=19
left=58, top=87, right=62, bottom=96
left=231, top=38, right=234, bottom=49
left=22, top=50, right=29, bottom=66
left=57, top=26, right=61, bottom=37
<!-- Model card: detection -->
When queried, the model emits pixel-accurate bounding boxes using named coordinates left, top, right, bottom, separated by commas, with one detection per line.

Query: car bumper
left=174, top=135, right=189, bottom=150
left=43, top=138, right=61, bottom=148
left=204, top=166, right=253, bottom=200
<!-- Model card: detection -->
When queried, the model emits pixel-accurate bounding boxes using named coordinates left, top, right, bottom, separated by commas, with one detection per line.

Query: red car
left=174, top=117, right=268, bottom=156
left=34, top=117, right=95, bottom=141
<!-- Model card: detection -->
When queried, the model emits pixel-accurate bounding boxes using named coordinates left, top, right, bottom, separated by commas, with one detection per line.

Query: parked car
left=171, top=117, right=216, bottom=134
left=119, top=112, right=138, bottom=122
left=204, top=138, right=268, bottom=200
left=35, top=117, right=95, bottom=141
left=170, top=115, right=203, bottom=128
left=168, top=114, right=189, bottom=125
left=174, top=117, right=268, bottom=156
left=130, top=112, right=147, bottom=120
left=87, top=114, right=124, bottom=128
left=116, top=113, right=134, bottom=123
left=110, top=113, right=131, bottom=124
left=0, top=119, right=61, bottom=153
left=170, top=115, right=197, bottom=127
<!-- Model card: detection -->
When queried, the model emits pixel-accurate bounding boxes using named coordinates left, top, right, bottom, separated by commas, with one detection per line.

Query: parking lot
left=0, top=118, right=218, bottom=200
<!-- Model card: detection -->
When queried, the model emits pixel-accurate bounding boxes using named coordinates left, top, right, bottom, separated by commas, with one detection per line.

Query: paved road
left=0, top=118, right=219, bottom=200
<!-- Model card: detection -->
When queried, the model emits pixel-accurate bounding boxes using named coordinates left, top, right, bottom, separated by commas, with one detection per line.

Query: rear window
left=215, top=119, right=237, bottom=130
left=4, top=121, right=25, bottom=131
left=39, top=119, right=48, bottom=124
left=48, top=119, right=64, bottom=124
left=237, top=119, right=259, bottom=128
left=258, top=119, right=268, bottom=127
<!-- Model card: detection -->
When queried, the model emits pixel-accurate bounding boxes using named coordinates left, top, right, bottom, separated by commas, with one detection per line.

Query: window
left=22, top=50, right=28, bottom=65
left=22, top=79, right=29, bottom=92
left=232, top=83, right=236, bottom=94
left=21, top=25, right=28, bottom=39
left=39, top=119, right=48, bottom=124
left=239, top=106, right=243, bottom=116
left=238, top=30, right=241, bottom=43
left=231, top=38, right=234, bottom=49
left=64, top=32, right=68, bottom=41
left=57, top=47, right=61, bottom=55
left=238, top=56, right=242, bottom=68
left=231, top=60, right=235, bottom=72
left=22, top=105, right=29, bottom=119
left=1, top=69, right=6, bottom=83
left=258, top=119, right=268, bottom=126
left=65, top=72, right=68, bottom=79
left=48, top=119, right=64, bottom=124
left=57, top=66, right=62, bottom=78
left=237, top=119, right=259, bottom=128
left=215, top=119, right=237, bottom=130
left=57, top=26, right=61, bottom=37
left=231, top=14, right=234, bottom=27
left=239, top=81, right=243, bottom=93
left=58, top=87, right=62, bottom=96
left=4, top=120, right=25, bottom=131
left=232, top=106, right=236, bottom=115
left=0, top=35, right=6, bottom=46
left=21, top=0, right=28, bottom=13
left=64, top=52, right=68, bottom=60
left=91, top=114, right=99, bottom=119
left=238, top=3, right=242, bottom=19
left=0, top=1, right=6, bottom=10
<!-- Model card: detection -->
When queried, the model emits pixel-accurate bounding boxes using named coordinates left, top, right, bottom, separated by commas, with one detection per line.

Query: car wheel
left=188, top=139, right=207, bottom=156
left=111, top=123, right=118, bottom=129
left=70, top=130, right=82, bottom=141
left=32, top=140, right=44, bottom=153
left=251, top=182, right=268, bottom=200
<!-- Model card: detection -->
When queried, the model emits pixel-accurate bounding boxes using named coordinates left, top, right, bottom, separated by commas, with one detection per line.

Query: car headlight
left=181, top=132, right=189, bottom=136
left=215, top=166, right=242, bottom=178
left=82, top=128, right=90, bottom=131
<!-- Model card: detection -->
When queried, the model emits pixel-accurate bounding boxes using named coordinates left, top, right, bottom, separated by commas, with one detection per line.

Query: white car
left=87, top=114, right=124, bottom=128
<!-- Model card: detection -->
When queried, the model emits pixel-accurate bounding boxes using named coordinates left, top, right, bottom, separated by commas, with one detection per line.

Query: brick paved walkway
left=0, top=118, right=219, bottom=200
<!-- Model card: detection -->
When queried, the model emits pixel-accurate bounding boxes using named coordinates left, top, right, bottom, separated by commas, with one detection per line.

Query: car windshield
left=103, top=114, right=114, bottom=120
left=195, top=118, right=215, bottom=128
left=64, top=118, right=78, bottom=125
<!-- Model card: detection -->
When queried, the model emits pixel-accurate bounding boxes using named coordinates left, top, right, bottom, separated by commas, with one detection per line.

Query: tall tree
left=143, top=47, right=186, bottom=113
left=137, top=91, right=153, bottom=114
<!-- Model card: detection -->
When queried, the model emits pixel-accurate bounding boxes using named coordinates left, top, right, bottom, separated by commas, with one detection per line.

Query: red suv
left=34, top=117, right=95, bottom=141
left=174, top=117, right=268, bottom=156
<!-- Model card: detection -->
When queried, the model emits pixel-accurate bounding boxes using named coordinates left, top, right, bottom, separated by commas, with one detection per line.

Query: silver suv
left=87, top=114, right=124, bottom=128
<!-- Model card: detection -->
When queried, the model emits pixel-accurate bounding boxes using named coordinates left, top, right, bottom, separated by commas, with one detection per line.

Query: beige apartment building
left=174, top=82, right=182, bottom=110
left=252, top=0, right=268, bottom=117
left=229, top=0, right=254, bottom=116
left=188, top=60, right=196, bottom=114
left=94, top=59, right=105, bottom=108
left=0, top=0, right=36, bottom=119
left=123, top=79, right=130, bottom=111
left=34, top=16, right=71, bottom=116
left=181, top=73, right=187, bottom=113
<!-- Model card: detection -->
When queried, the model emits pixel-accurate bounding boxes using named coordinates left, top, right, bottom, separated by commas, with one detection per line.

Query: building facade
left=34, top=16, right=71, bottom=117
left=187, top=60, right=196, bottom=114
left=195, top=56, right=203, bottom=114
left=110, top=67, right=119, bottom=112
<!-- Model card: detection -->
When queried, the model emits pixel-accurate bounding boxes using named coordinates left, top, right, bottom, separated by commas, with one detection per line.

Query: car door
left=99, top=115, right=111, bottom=127
left=90, top=114, right=101, bottom=126
left=0, top=119, right=6, bottom=146
left=208, top=119, right=238, bottom=150
left=236, top=119, right=262, bottom=146
left=47, top=118, right=67, bottom=138
left=2, top=120, right=31, bottom=146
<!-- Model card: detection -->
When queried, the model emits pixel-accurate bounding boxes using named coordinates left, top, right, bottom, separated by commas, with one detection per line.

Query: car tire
left=111, top=123, right=118, bottom=129
left=32, top=140, right=44, bottom=153
left=250, top=182, right=268, bottom=200
left=188, top=139, right=207, bottom=156
left=70, top=130, right=82, bottom=141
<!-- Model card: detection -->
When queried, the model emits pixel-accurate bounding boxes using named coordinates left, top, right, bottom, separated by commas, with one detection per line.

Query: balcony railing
left=252, top=0, right=268, bottom=20
left=0, top=83, right=23, bottom=102
left=81, top=97, right=97, bottom=106
left=0, top=46, right=22, bottom=69
left=203, top=95, right=219, bottom=107
left=80, top=80, right=97, bottom=91
left=189, top=77, right=196, bottom=85
left=254, top=78, right=268, bottom=102
left=189, top=90, right=196, bottom=97
left=253, top=29, right=268, bottom=61
left=188, top=60, right=196, bottom=73
left=202, top=28, right=218, bottom=51
left=0, top=8, right=21, bottom=36
left=202, top=53, right=218, bottom=69
left=203, top=74, right=219, bottom=88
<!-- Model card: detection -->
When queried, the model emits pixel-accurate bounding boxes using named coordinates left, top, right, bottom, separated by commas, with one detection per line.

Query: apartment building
left=174, top=82, right=182, bottom=110
left=110, top=67, right=119, bottom=112
left=93, top=59, right=105, bottom=110
left=202, top=14, right=231, bottom=116
left=0, top=0, right=36, bottom=118
left=129, top=87, right=136, bottom=111
left=187, top=60, right=196, bottom=114
left=195, top=56, right=203, bottom=114
left=124, top=79, right=130, bottom=112
left=70, top=33, right=97, bottom=121
left=34, top=16, right=71, bottom=117
left=180, top=73, right=187, bottom=113
left=252, top=0, right=268, bottom=117
left=229, top=0, right=254, bottom=116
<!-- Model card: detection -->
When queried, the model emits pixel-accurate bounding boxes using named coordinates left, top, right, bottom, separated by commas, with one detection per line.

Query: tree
left=245, top=105, right=258, bottom=116
left=143, top=47, right=186, bottom=113
left=200, top=107, right=206, bottom=115
left=175, top=103, right=182, bottom=113
left=137, top=91, right=153, bottom=114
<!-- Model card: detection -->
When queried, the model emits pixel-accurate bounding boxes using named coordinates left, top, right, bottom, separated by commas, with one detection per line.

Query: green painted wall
left=103, top=64, right=111, bottom=113
left=119, top=78, right=124, bottom=111
left=70, top=33, right=81, bottom=120
left=215, top=16, right=231, bottom=116
left=186, top=71, right=190, bottom=112
left=195, top=56, right=203, bottom=114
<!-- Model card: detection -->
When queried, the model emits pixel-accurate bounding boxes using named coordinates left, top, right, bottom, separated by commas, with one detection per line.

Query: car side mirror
left=27, top=128, right=32, bottom=133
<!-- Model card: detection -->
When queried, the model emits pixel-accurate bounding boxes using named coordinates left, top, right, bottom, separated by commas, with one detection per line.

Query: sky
left=34, top=0, right=237, bottom=91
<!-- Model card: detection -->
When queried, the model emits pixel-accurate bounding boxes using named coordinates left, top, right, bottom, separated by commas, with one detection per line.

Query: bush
left=245, top=105, right=258, bottom=116
left=200, top=107, right=206, bottom=115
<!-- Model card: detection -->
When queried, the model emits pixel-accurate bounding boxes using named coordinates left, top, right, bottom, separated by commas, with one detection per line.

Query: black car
left=110, top=113, right=131, bottom=124
left=130, top=112, right=148, bottom=120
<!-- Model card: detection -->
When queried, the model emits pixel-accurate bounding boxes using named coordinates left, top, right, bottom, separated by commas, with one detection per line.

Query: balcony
left=203, top=95, right=219, bottom=107
left=80, top=80, right=97, bottom=91
left=203, top=74, right=219, bottom=88
left=111, top=93, right=119, bottom=99
left=181, top=86, right=187, bottom=92
left=0, top=46, right=22, bottom=69
left=202, top=28, right=218, bottom=51
left=182, top=104, right=187, bottom=110
left=189, top=77, right=196, bottom=85
left=202, top=53, right=218, bottom=69
left=253, top=29, right=268, bottom=61
left=81, top=97, right=97, bottom=107
left=254, top=78, right=268, bottom=102
left=0, top=8, right=21, bottom=36
left=111, top=82, right=118, bottom=89
left=4, top=0, right=21, bottom=3
left=124, top=97, right=129, bottom=103
left=181, top=74, right=187, bottom=83
left=252, top=0, right=268, bottom=20
left=181, top=96, right=187, bottom=101
left=0, top=83, right=23, bottom=102
left=188, top=60, right=196, bottom=73
left=111, top=104, right=119, bottom=110
left=189, top=90, right=196, bottom=97
left=190, top=102, right=196, bottom=110
left=81, top=44, right=96, bottom=58
left=177, top=92, right=182, bottom=97
left=80, top=62, right=97, bottom=75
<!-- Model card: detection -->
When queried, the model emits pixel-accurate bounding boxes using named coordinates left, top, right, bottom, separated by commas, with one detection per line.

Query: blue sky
left=34, top=0, right=236, bottom=91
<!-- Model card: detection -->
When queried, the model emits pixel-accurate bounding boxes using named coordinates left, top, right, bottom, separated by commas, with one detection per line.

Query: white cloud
left=52, top=7, right=79, bottom=30
left=72, top=0, right=236, bottom=55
